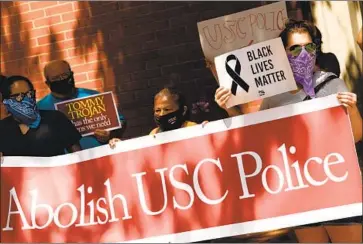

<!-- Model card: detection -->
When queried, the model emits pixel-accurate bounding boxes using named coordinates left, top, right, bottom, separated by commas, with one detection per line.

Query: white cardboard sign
left=197, top=1, right=288, bottom=61
left=214, top=37, right=297, bottom=108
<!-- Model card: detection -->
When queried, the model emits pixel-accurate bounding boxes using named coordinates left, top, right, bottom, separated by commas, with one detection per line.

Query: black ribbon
left=225, top=54, right=249, bottom=95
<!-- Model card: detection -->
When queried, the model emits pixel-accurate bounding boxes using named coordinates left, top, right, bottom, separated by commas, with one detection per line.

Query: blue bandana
left=3, top=96, right=41, bottom=128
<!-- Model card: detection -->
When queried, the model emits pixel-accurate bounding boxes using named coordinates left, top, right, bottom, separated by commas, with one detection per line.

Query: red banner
left=1, top=95, right=362, bottom=243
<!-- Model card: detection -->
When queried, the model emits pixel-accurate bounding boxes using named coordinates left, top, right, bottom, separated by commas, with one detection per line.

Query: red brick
left=39, top=50, right=68, bottom=64
left=89, top=1, right=118, bottom=17
left=72, top=63, right=99, bottom=74
left=13, top=2, right=30, bottom=7
left=117, top=80, right=149, bottom=92
left=84, top=52, right=102, bottom=63
left=6, top=4, right=29, bottom=16
left=62, top=9, right=90, bottom=22
left=1, top=15, right=17, bottom=27
left=77, top=79, right=103, bottom=90
left=11, top=38, right=38, bottom=51
left=30, top=72, right=45, bottom=82
left=73, top=73, right=88, bottom=82
left=30, top=1, right=58, bottom=11
left=90, top=11, right=122, bottom=27
left=1, top=50, right=24, bottom=62
left=37, top=33, right=65, bottom=46
left=67, top=56, right=86, bottom=67
left=29, top=27, right=50, bottom=37
left=32, top=81, right=48, bottom=90
left=67, top=47, right=92, bottom=58
left=34, top=15, right=61, bottom=28
left=46, top=3, right=73, bottom=16
left=20, top=9, right=45, bottom=21
left=37, top=39, right=75, bottom=54
left=87, top=70, right=99, bottom=80
left=132, top=69, right=161, bottom=81
left=52, top=20, right=77, bottom=33
left=117, top=1, right=150, bottom=10
left=73, top=1, right=90, bottom=11
left=146, top=56, right=177, bottom=70
left=36, top=89, right=51, bottom=100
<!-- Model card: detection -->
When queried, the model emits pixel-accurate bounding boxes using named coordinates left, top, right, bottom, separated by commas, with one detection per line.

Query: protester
left=213, top=19, right=362, bottom=243
left=0, top=75, right=81, bottom=156
left=37, top=60, right=126, bottom=150
left=109, top=86, right=199, bottom=148
left=213, top=20, right=362, bottom=144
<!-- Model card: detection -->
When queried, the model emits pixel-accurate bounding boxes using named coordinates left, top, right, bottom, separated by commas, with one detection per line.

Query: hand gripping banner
left=1, top=95, right=362, bottom=243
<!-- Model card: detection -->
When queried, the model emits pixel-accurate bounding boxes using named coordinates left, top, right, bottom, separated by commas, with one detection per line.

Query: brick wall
left=0, top=1, right=304, bottom=138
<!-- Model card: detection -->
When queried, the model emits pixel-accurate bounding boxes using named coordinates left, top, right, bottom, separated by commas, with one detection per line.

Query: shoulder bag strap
left=303, top=74, right=338, bottom=101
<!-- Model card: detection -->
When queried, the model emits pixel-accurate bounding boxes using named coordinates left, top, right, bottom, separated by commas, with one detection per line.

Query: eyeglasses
left=9, top=90, right=36, bottom=102
left=46, top=71, right=74, bottom=84
left=288, top=43, right=317, bottom=57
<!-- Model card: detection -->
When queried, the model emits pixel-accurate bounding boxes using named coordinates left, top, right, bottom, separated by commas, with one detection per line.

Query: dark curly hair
left=279, top=19, right=317, bottom=49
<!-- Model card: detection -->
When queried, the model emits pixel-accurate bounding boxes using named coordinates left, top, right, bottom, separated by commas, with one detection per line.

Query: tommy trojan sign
left=54, top=91, right=121, bottom=136
left=1, top=95, right=362, bottom=243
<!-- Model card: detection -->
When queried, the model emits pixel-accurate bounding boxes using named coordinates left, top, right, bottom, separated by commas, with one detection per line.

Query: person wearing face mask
left=109, top=87, right=199, bottom=148
left=213, top=20, right=362, bottom=144
left=0, top=75, right=82, bottom=156
left=150, top=87, right=197, bottom=135
left=37, top=60, right=127, bottom=151
left=211, top=19, right=362, bottom=243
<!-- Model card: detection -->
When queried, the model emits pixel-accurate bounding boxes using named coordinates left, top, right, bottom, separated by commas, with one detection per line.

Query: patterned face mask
left=3, top=90, right=41, bottom=128
left=287, top=45, right=317, bottom=98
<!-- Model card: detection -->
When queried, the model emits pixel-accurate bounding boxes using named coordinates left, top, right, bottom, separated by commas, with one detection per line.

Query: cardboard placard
left=197, top=1, right=288, bottom=61
left=215, top=37, right=297, bottom=108
left=55, top=92, right=121, bottom=136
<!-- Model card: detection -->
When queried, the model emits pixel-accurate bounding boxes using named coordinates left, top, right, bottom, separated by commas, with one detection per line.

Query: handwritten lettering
left=201, top=9, right=286, bottom=51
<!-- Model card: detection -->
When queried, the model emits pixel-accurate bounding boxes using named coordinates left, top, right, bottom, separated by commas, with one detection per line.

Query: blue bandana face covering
left=3, top=96, right=41, bottom=128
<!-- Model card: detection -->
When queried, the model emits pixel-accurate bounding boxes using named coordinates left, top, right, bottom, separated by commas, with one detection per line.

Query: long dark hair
left=0, top=75, right=34, bottom=101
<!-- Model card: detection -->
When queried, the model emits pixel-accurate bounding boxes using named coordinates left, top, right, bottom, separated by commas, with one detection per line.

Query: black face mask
left=48, top=75, right=75, bottom=95
left=154, top=108, right=185, bottom=132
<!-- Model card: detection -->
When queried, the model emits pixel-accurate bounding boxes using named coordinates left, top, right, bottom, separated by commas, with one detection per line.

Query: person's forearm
left=225, top=106, right=243, bottom=117
left=349, top=109, right=363, bottom=143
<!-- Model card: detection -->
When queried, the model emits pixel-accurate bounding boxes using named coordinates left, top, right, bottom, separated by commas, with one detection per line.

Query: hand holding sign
left=214, top=38, right=297, bottom=108
left=94, top=129, right=111, bottom=143
left=214, top=87, right=232, bottom=110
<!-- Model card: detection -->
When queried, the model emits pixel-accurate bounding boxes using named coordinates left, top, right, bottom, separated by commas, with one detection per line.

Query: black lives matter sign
left=215, top=37, right=297, bottom=108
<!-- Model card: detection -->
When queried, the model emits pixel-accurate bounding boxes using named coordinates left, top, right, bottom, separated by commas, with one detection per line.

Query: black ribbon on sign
left=225, top=54, right=249, bottom=95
